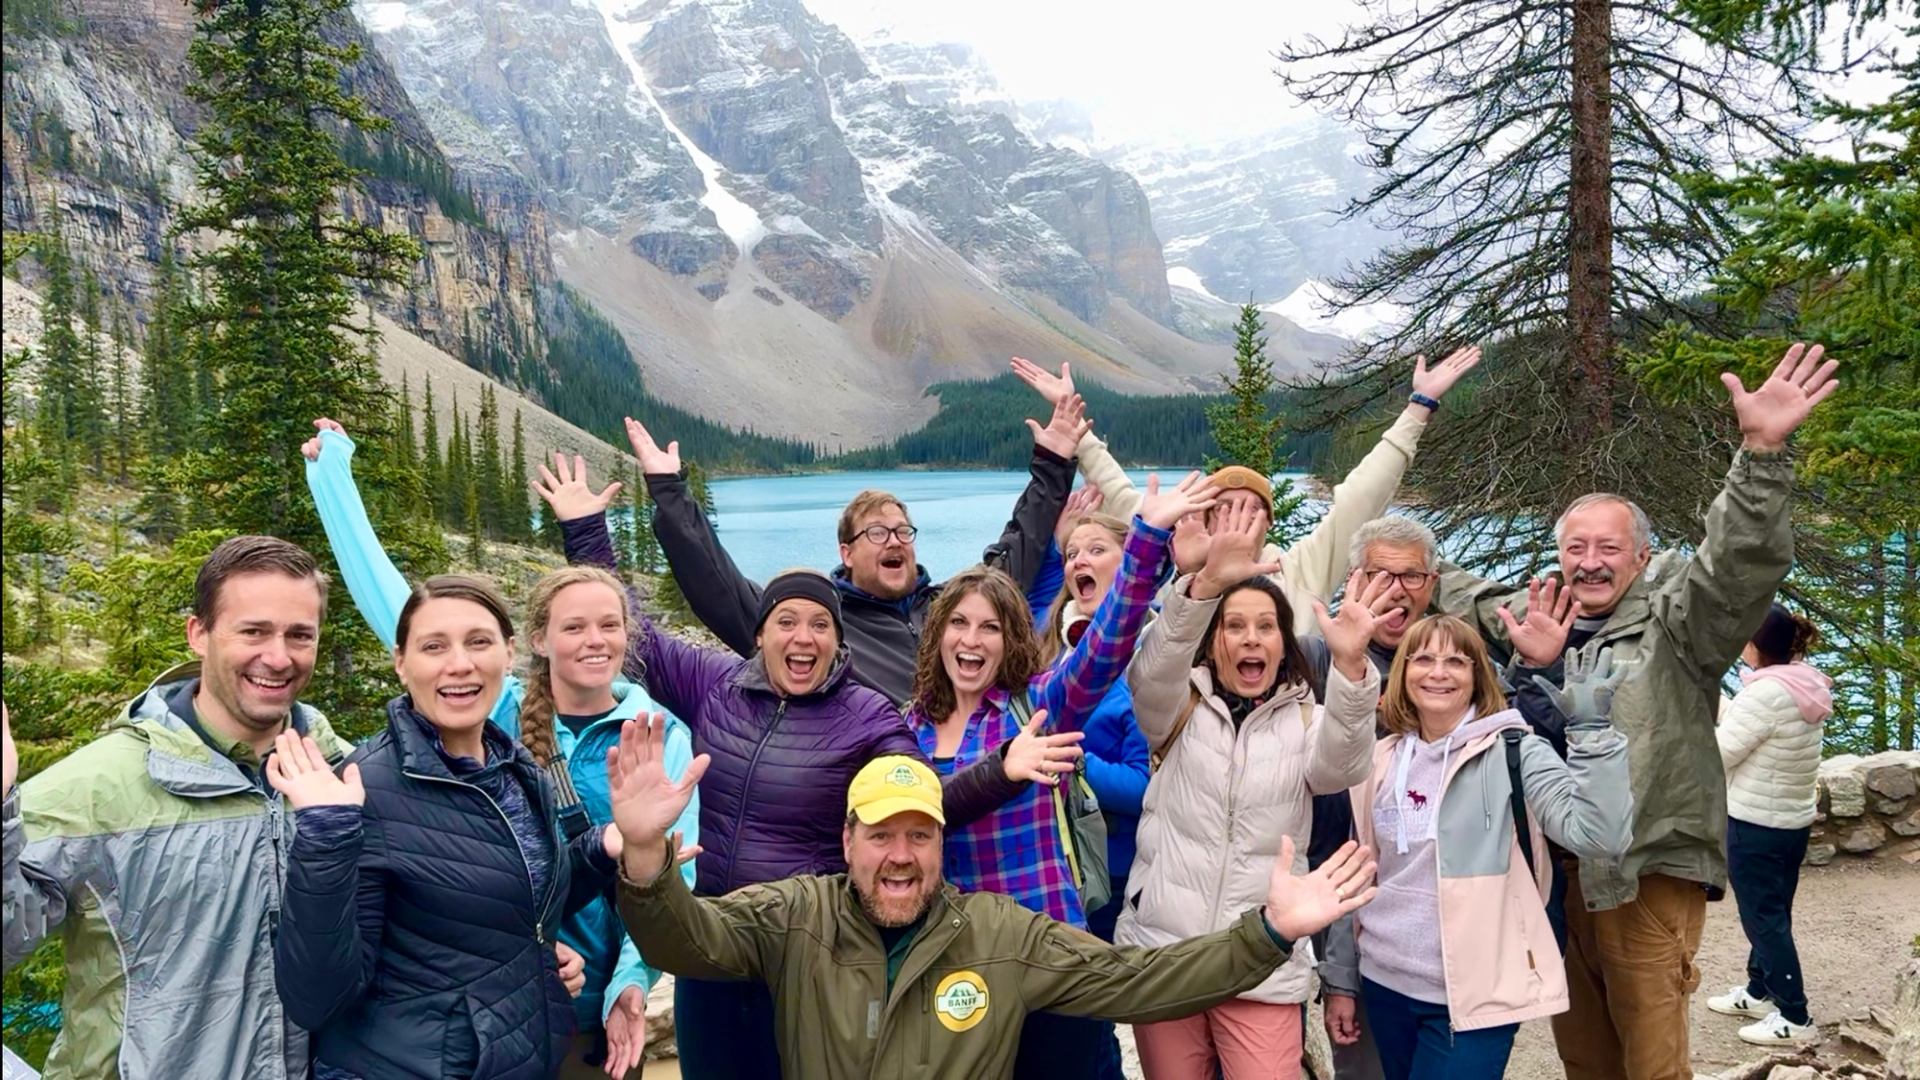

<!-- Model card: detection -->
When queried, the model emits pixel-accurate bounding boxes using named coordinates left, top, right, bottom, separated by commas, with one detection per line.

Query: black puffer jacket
left=276, top=697, right=615, bottom=1079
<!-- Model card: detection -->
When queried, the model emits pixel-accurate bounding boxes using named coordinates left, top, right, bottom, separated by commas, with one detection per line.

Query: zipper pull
left=536, top=921, right=544, bottom=945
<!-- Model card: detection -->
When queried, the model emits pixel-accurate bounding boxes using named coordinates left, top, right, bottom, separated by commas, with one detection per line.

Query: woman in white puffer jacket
left=1707, top=604, right=1831, bottom=1048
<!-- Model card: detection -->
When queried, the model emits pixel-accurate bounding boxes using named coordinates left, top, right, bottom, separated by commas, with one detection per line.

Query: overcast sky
left=803, top=0, right=1904, bottom=148
left=802, top=0, right=1367, bottom=145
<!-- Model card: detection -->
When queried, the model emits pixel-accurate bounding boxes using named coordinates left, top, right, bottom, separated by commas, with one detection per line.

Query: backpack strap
left=1007, top=689, right=1086, bottom=888
left=1503, top=729, right=1536, bottom=880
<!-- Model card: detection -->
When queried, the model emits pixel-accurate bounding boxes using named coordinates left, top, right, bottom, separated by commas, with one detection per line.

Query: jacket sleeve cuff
left=617, top=838, right=685, bottom=894
left=293, top=804, right=364, bottom=850
left=560, top=513, right=620, bottom=570
left=1248, top=907, right=1294, bottom=961
left=1033, top=445, right=1071, bottom=468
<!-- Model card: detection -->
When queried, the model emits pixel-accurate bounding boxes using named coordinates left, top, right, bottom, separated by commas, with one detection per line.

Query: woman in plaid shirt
left=904, top=471, right=1216, bottom=1078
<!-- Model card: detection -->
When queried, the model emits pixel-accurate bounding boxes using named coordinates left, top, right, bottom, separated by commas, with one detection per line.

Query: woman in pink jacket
left=1326, top=616, right=1632, bottom=1080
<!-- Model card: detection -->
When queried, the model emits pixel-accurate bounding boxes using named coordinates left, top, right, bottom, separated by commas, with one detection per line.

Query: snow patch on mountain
left=1266, top=280, right=1403, bottom=342
left=1167, top=266, right=1226, bottom=304
left=592, top=0, right=767, bottom=251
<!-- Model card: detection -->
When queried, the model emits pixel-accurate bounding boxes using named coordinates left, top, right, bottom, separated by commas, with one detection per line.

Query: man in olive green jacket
left=607, top=722, right=1379, bottom=1080
left=1432, top=343, right=1839, bottom=1080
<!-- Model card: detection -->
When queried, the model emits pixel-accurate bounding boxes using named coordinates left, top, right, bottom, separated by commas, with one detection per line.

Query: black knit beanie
left=755, top=571, right=844, bottom=638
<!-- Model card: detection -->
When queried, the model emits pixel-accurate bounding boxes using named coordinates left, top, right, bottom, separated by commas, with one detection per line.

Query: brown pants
left=1552, top=867, right=1707, bottom=1080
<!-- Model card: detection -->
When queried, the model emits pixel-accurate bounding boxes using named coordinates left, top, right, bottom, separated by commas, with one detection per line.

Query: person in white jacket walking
left=1010, top=348, right=1481, bottom=637
left=1707, top=604, right=1831, bottom=1047
left=1117, top=503, right=1385, bottom=1078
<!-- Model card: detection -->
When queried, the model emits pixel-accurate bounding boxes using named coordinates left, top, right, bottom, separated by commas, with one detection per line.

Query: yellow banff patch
left=933, top=970, right=990, bottom=1032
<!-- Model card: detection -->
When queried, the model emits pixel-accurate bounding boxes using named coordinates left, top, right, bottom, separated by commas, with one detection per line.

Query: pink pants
left=1133, top=997, right=1305, bottom=1080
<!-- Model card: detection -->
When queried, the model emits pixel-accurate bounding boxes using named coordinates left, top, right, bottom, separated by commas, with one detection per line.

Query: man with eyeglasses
left=613, top=398, right=1089, bottom=705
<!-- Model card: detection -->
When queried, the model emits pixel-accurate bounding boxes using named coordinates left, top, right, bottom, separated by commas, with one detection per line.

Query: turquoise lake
left=706, top=469, right=1315, bottom=583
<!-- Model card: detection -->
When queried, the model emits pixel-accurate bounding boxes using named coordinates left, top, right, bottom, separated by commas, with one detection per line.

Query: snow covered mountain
left=1107, top=122, right=1391, bottom=308
left=853, top=34, right=1390, bottom=313
left=343, top=0, right=1339, bottom=444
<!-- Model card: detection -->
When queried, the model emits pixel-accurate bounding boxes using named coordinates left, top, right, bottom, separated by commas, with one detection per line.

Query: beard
left=853, top=871, right=938, bottom=928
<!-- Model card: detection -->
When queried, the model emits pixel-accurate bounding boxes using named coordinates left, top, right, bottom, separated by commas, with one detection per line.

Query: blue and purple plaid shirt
left=910, top=517, right=1171, bottom=927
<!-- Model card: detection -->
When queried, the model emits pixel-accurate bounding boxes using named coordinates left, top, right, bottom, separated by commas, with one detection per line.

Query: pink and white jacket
left=1324, top=712, right=1633, bottom=1030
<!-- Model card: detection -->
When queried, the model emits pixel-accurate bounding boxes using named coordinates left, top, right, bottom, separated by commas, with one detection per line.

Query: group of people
left=0, top=341, right=1842, bottom=1080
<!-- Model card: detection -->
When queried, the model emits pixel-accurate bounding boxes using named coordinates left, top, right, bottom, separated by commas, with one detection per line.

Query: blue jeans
left=1361, top=978, right=1516, bottom=1080
left=675, top=976, right=781, bottom=1079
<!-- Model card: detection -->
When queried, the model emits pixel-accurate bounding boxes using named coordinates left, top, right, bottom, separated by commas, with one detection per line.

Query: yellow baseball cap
left=847, top=755, right=946, bottom=826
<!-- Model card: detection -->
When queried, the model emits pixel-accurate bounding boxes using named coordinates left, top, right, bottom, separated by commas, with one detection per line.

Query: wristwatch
left=1409, top=392, right=1441, bottom=413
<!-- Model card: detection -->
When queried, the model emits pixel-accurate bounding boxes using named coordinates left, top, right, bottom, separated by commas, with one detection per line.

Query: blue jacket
left=278, top=697, right=615, bottom=1079
left=305, top=429, right=697, bottom=1026
left=1029, top=542, right=1152, bottom=882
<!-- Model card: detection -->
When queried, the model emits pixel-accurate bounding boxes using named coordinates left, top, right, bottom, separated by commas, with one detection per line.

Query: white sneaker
left=1707, top=985, right=1772, bottom=1019
left=1738, top=1010, right=1817, bottom=1046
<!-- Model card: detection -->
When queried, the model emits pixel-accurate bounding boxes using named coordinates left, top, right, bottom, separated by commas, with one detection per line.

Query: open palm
left=1010, top=356, right=1075, bottom=407
left=532, top=453, right=622, bottom=523
left=1264, top=837, right=1377, bottom=942
left=624, top=417, right=682, bottom=476
left=1137, top=471, right=1219, bottom=531
left=606, top=715, right=709, bottom=856
left=1498, top=577, right=1580, bottom=667
left=1724, top=342, right=1839, bottom=452
left=265, top=731, right=363, bottom=809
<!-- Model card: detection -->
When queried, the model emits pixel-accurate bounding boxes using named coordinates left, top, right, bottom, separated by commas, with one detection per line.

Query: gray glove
left=1530, top=646, right=1630, bottom=726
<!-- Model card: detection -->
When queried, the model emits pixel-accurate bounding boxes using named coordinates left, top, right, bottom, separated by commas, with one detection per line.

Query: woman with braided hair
left=302, top=419, right=688, bottom=1079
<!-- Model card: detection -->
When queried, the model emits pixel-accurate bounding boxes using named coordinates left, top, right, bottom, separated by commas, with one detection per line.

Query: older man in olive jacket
left=605, top=719, right=1380, bottom=1080
left=1432, top=344, right=1838, bottom=1080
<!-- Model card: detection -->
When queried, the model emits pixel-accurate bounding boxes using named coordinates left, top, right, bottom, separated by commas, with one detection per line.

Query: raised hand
left=606, top=714, right=711, bottom=882
left=623, top=417, right=682, bottom=476
left=532, top=452, right=623, bottom=523
left=1409, top=345, right=1482, bottom=402
left=3, top=702, right=17, bottom=794
left=1191, top=499, right=1281, bottom=599
left=1724, top=342, right=1839, bottom=452
left=555, top=941, right=586, bottom=997
left=1170, top=512, right=1211, bottom=576
left=1530, top=646, right=1633, bottom=727
left=1027, top=393, right=1093, bottom=459
left=1010, top=356, right=1075, bottom=407
left=265, top=731, right=364, bottom=809
left=299, top=417, right=348, bottom=461
left=1001, top=708, right=1085, bottom=787
left=1314, top=569, right=1395, bottom=678
left=1136, top=470, right=1219, bottom=532
left=1054, top=486, right=1105, bottom=548
left=1497, top=577, right=1582, bottom=667
left=1263, top=836, right=1377, bottom=942
left=603, top=985, right=648, bottom=1077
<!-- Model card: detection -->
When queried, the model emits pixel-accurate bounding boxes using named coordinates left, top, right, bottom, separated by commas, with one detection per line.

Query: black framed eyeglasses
left=1363, top=568, right=1436, bottom=591
left=856, top=524, right=919, bottom=545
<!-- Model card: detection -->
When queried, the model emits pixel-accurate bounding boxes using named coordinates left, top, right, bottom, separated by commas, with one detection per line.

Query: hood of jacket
left=1741, top=662, right=1832, bottom=723
left=116, top=662, right=345, bottom=795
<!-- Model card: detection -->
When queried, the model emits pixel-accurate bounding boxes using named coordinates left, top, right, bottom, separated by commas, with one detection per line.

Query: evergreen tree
left=476, top=384, right=505, bottom=538
left=421, top=375, right=444, bottom=519
left=445, top=393, right=468, bottom=529
left=630, top=463, right=662, bottom=574
left=34, top=224, right=86, bottom=478
left=141, top=248, right=194, bottom=464
left=1276, top=0, right=1836, bottom=564
left=75, top=269, right=108, bottom=473
left=1204, top=304, right=1307, bottom=546
left=108, top=305, right=136, bottom=484
left=508, top=408, right=531, bottom=542
left=463, top=470, right=484, bottom=568
left=171, top=0, right=420, bottom=551
left=394, top=373, right=418, bottom=476
left=537, top=503, right=564, bottom=552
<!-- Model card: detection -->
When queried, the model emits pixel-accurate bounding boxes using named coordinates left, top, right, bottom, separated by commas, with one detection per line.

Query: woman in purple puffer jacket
left=543, top=458, right=1081, bottom=1080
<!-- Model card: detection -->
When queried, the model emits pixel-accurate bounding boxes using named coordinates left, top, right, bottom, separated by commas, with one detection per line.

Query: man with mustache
left=2, top=536, right=348, bottom=1080
left=606, top=716, right=1381, bottom=1080
left=1431, top=344, right=1840, bottom=1080
left=619, top=393, right=1088, bottom=707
